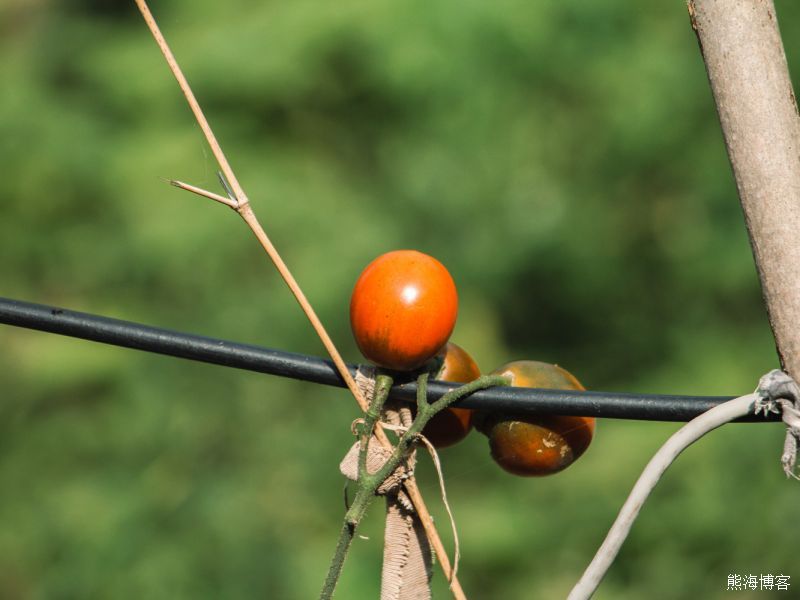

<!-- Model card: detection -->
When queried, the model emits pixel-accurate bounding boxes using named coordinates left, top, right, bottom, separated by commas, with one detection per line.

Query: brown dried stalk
left=133, top=1, right=466, bottom=596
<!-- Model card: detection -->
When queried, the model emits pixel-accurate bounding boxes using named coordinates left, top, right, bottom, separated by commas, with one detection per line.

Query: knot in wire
left=754, top=369, right=800, bottom=479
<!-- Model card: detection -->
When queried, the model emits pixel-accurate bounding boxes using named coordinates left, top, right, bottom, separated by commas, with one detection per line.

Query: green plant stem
left=321, top=520, right=356, bottom=598
left=320, top=372, right=509, bottom=599
left=416, top=372, right=430, bottom=409
left=358, top=374, right=393, bottom=478
left=321, top=373, right=392, bottom=600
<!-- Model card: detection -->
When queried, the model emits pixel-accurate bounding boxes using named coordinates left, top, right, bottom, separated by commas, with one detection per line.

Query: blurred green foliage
left=1, top=1, right=799, bottom=598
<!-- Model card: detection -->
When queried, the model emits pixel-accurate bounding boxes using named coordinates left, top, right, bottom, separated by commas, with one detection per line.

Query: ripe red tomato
left=482, top=360, right=595, bottom=477
left=350, top=250, right=458, bottom=371
left=421, top=342, right=480, bottom=448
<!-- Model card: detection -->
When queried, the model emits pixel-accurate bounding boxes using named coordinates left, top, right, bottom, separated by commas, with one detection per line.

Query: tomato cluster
left=349, top=250, right=595, bottom=475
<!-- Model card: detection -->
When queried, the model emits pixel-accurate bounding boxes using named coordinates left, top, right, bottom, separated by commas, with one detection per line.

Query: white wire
left=568, top=392, right=758, bottom=600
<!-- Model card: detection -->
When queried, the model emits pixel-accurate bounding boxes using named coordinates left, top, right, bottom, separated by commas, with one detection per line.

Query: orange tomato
left=421, top=342, right=480, bottom=448
left=483, top=361, right=595, bottom=477
left=350, top=250, right=458, bottom=371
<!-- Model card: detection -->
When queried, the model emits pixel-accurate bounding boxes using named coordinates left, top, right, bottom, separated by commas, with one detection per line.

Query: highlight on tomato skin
left=349, top=250, right=458, bottom=371
left=420, top=342, right=481, bottom=448
left=481, top=360, right=596, bottom=477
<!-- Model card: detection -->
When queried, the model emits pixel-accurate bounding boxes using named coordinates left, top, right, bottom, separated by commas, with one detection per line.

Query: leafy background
left=1, top=1, right=799, bottom=598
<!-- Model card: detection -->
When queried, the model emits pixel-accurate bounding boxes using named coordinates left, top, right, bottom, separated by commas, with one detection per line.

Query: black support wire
left=0, top=296, right=777, bottom=422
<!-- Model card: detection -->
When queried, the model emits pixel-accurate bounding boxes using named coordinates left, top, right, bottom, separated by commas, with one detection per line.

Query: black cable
left=0, top=296, right=776, bottom=422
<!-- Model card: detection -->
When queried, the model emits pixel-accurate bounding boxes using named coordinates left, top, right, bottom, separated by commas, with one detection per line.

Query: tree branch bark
left=689, top=0, right=800, bottom=375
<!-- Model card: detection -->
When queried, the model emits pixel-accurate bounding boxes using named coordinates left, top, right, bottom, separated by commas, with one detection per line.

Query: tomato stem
left=321, top=373, right=393, bottom=599
left=416, top=372, right=430, bottom=409
left=429, top=375, right=511, bottom=416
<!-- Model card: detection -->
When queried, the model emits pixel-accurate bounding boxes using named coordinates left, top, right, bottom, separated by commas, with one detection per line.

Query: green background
left=2, top=1, right=799, bottom=598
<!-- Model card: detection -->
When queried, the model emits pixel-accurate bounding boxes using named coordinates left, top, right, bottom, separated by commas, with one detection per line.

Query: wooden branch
left=689, top=0, right=800, bottom=375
